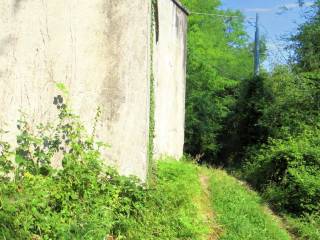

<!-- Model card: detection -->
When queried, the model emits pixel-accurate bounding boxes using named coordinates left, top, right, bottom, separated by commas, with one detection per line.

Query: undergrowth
left=124, top=160, right=208, bottom=239
left=0, top=90, right=207, bottom=239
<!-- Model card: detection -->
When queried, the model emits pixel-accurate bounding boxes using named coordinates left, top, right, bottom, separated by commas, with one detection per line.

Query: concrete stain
left=0, top=0, right=188, bottom=181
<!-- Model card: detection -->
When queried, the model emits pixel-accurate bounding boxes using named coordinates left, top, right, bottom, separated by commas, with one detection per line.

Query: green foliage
left=286, top=214, right=320, bottom=240
left=181, top=1, right=320, bottom=239
left=180, top=0, right=264, bottom=162
left=244, top=129, right=320, bottom=214
left=236, top=70, right=319, bottom=210
left=289, top=1, right=320, bottom=71
left=209, top=169, right=291, bottom=240
left=0, top=132, right=14, bottom=181
left=260, top=69, right=320, bottom=138
left=223, top=63, right=320, bottom=240
left=209, top=7, right=320, bottom=234
left=147, top=0, right=157, bottom=179
left=55, top=82, right=69, bottom=96
left=0, top=94, right=207, bottom=239
left=218, top=76, right=270, bottom=165
left=0, top=94, right=144, bottom=239
left=221, top=68, right=320, bottom=239
left=215, top=63, right=320, bottom=222
left=124, top=159, right=208, bottom=239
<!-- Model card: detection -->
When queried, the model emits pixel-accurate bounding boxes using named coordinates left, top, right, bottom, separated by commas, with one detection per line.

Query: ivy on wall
left=147, top=0, right=158, bottom=180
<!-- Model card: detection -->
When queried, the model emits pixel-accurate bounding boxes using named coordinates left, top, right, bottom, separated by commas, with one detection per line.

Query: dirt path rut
left=198, top=169, right=221, bottom=240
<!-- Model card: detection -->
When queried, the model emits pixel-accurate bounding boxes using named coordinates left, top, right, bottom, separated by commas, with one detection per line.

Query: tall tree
left=290, top=1, right=320, bottom=71
left=180, top=0, right=256, bottom=162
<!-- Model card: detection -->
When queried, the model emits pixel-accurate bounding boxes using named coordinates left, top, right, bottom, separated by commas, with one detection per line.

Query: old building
left=0, top=0, right=188, bottom=181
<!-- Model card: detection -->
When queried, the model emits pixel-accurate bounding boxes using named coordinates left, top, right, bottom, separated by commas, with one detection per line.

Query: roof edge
left=171, top=0, right=190, bottom=16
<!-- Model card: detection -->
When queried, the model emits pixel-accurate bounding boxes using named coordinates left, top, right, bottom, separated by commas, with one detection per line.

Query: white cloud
left=244, top=8, right=273, bottom=13
left=280, top=1, right=314, bottom=10
left=245, top=1, right=315, bottom=14
left=304, top=2, right=315, bottom=7
left=282, top=3, right=300, bottom=9
left=276, top=1, right=315, bottom=14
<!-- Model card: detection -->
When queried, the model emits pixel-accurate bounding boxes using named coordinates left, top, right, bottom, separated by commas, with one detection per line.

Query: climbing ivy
left=147, top=0, right=158, bottom=180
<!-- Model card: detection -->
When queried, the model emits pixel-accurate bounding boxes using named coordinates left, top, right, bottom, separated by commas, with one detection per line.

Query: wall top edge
left=171, top=0, right=190, bottom=16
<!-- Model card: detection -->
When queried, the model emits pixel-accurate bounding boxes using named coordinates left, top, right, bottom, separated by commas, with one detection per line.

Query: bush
left=286, top=213, right=320, bottom=240
left=0, top=92, right=207, bottom=239
left=0, top=93, right=145, bottom=239
left=243, top=128, right=320, bottom=215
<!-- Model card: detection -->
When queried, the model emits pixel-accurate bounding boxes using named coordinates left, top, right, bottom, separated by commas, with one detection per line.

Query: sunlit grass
left=209, top=169, right=291, bottom=240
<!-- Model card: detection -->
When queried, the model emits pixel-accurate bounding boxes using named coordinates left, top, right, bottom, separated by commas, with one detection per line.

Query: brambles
left=0, top=90, right=206, bottom=239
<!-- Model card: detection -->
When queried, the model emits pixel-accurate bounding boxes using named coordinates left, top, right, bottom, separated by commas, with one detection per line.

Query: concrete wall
left=0, top=0, right=188, bottom=180
left=154, top=0, right=188, bottom=159
left=0, top=0, right=150, bottom=180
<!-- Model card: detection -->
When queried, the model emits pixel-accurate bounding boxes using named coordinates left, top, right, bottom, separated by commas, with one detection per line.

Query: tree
left=290, top=1, right=320, bottom=71
left=180, top=0, right=256, bottom=162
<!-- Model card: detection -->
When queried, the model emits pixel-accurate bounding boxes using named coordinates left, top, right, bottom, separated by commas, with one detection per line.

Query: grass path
left=206, top=168, right=292, bottom=240
left=198, top=168, right=221, bottom=240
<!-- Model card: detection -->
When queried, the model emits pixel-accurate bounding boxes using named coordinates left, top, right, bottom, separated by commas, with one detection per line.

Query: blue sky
left=219, top=0, right=316, bottom=69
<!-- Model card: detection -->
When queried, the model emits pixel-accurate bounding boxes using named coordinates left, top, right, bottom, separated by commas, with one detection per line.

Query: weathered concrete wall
left=154, top=0, right=188, bottom=159
left=0, top=0, right=150, bottom=180
left=0, top=0, right=188, bottom=180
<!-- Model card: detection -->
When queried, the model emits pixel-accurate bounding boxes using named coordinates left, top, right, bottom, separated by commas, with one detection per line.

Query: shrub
left=0, top=93, right=146, bottom=239
left=243, top=128, right=320, bottom=215
left=0, top=92, right=207, bottom=239
left=286, top=213, right=320, bottom=240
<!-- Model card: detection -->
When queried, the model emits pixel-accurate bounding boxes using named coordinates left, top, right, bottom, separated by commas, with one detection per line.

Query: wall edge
left=170, top=0, right=189, bottom=16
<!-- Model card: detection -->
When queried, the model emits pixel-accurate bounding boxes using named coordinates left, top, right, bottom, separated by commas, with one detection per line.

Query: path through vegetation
left=198, top=166, right=292, bottom=240
left=199, top=169, right=221, bottom=240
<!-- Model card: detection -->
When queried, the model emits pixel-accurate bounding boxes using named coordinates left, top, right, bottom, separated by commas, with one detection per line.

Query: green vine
left=147, top=0, right=158, bottom=180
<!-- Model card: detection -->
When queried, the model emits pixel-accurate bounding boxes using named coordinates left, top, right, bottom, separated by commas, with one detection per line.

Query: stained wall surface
left=0, top=0, right=150, bottom=180
left=154, top=0, right=188, bottom=159
left=0, top=0, right=188, bottom=180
